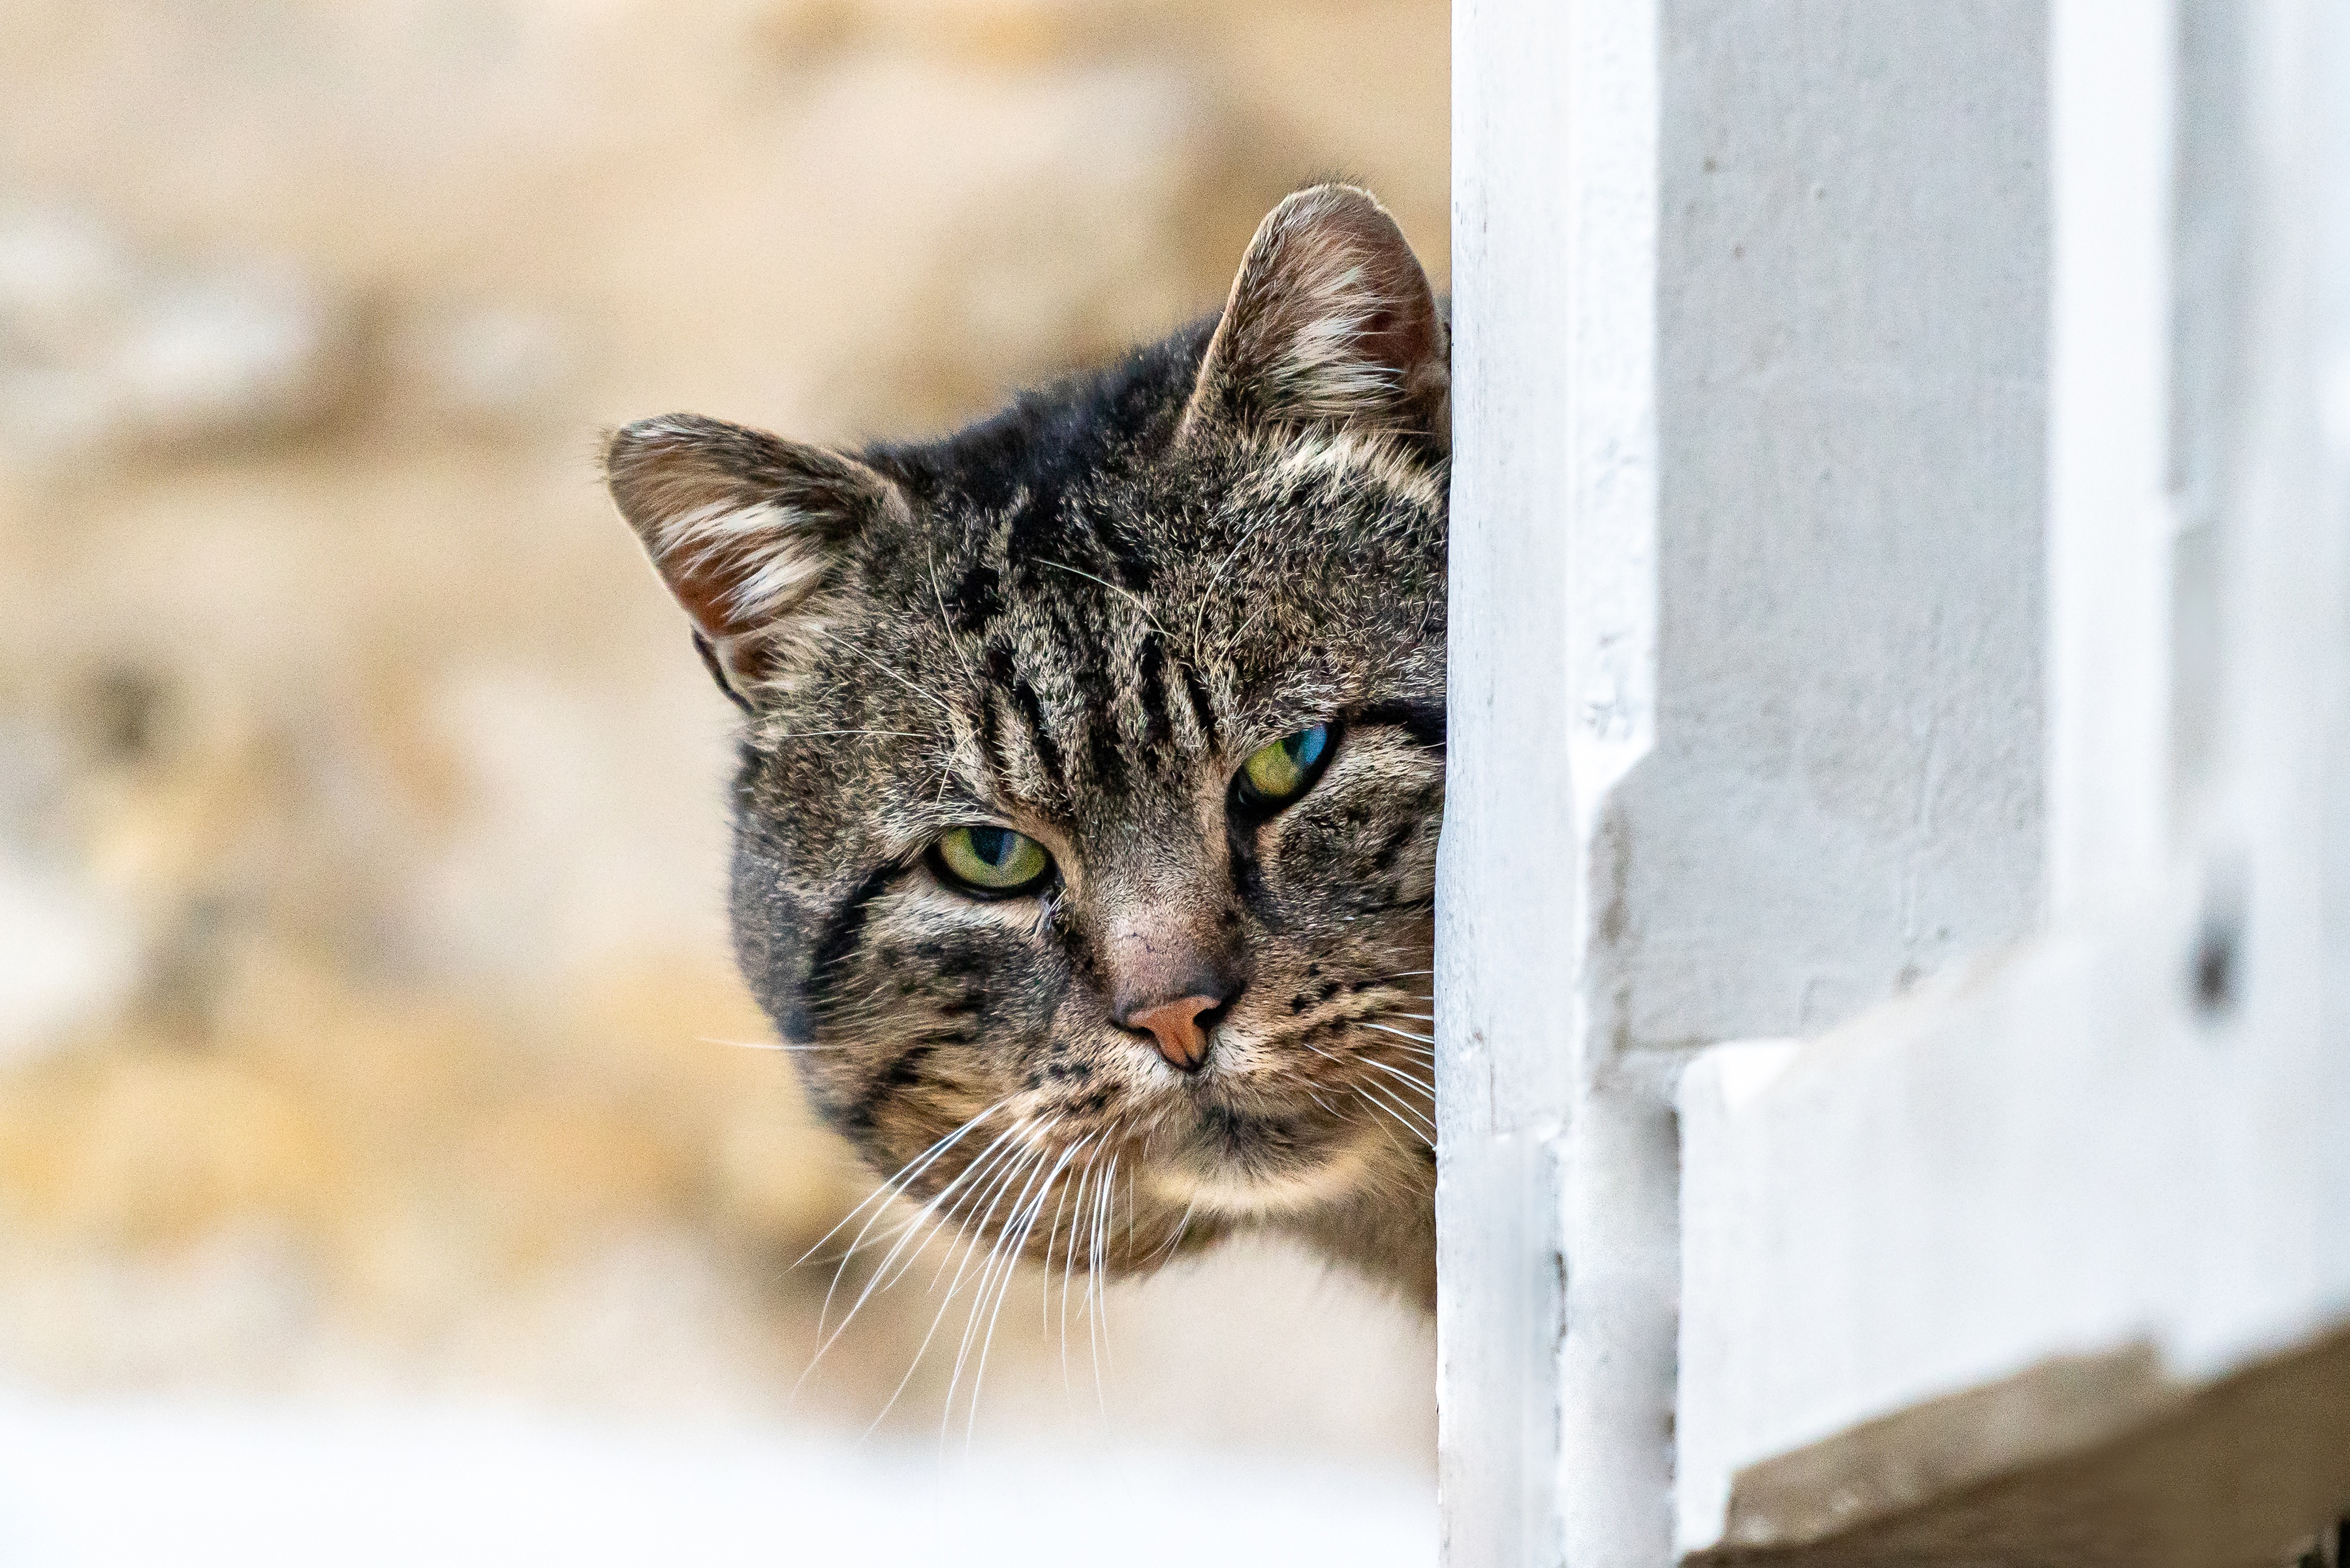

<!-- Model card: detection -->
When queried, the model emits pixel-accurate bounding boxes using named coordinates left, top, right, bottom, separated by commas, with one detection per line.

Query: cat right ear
left=1179, top=183, right=1449, bottom=451
left=603, top=413, right=900, bottom=698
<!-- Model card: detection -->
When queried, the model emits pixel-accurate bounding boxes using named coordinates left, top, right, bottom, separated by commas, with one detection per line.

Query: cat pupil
left=971, top=827, right=1011, bottom=866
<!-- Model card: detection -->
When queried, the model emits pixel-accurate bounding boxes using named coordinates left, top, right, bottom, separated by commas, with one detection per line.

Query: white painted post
left=1443, top=1, right=1659, bottom=1563
left=2045, top=0, right=2176, bottom=921
left=1447, top=1, right=2050, bottom=1561
left=1443, top=0, right=2350, bottom=1561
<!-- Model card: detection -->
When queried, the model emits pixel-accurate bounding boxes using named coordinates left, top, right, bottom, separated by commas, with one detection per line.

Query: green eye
left=933, top=825, right=1053, bottom=895
left=1238, top=723, right=1333, bottom=808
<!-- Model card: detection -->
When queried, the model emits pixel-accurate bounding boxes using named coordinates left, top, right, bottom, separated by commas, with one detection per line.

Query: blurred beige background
left=0, top=0, right=1447, bottom=1472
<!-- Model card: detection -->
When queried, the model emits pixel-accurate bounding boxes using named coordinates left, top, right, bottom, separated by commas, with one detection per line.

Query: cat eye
left=932, top=824, right=1054, bottom=896
left=1236, top=723, right=1334, bottom=811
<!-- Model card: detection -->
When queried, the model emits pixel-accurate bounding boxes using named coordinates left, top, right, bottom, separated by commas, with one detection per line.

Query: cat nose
left=1121, top=994, right=1225, bottom=1074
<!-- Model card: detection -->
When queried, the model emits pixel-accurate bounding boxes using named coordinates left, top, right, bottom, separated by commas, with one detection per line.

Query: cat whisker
left=1148, top=1195, right=1199, bottom=1272
left=795, top=1112, right=1032, bottom=1396
left=1354, top=1084, right=1435, bottom=1148
left=916, top=1127, right=1042, bottom=1298
left=1191, top=509, right=1276, bottom=657
left=1058, top=1150, right=1096, bottom=1396
left=1034, top=558, right=1172, bottom=637
left=964, top=1132, right=1088, bottom=1445
left=845, top=1116, right=1041, bottom=1315
left=1214, top=599, right=1269, bottom=667
left=861, top=1193, right=1010, bottom=1441
left=1299, top=1035, right=1433, bottom=1101
left=1353, top=1052, right=1437, bottom=1099
left=702, top=1035, right=851, bottom=1053
left=1040, top=1138, right=1080, bottom=1337
left=799, top=1098, right=1012, bottom=1274
left=796, top=1098, right=1012, bottom=1306
left=1357, top=1078, right=1437, bottom=1142
left=1058, top=1120, right=1120, bottom=1400
left=1362, top=1033, right=1436, bottom=1061
left=776, top=729, right=932, bottom=741
left=866, top=1131, right=1051, bottom=1440
left=1386, top=1046, right=1437, bottom=1059
left=1087, top=1152, right=1119, bottom=1413
left=1350, top=1088, right=1419, bottom=1161
left=817, top=623, right=954, bottom=714
left=946, top=1121, right=1071, bottom=1438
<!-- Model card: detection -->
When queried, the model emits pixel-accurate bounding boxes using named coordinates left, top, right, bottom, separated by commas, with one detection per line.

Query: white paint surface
left=1442, top=3, right=1663, bottom=1565
left=1672, top=0, right=2350, bottom=1556
left=1444, top=0, right=2350, bottom=1560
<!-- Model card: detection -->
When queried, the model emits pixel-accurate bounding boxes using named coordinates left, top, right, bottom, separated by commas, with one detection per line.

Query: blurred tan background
left=0, top=0, right=1447, bottom=1472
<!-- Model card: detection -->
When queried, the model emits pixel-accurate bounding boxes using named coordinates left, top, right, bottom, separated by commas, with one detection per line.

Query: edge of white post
left=2046, top=0, right=2177, bottom=918
left=1441, top=1, right=1666, bottom=1563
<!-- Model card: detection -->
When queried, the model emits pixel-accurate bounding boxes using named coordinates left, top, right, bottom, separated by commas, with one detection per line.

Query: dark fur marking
left=949, top=561, right=1002, bottom=630
left=1370, top=816, right=1422, bottom=875
left=804, top=864, right=906, bottom=1022
left=843, top=1043, right=933, bottom=1135
left=984, top=643, right=1068, bottom=792
left=976, top=688, right=1012, bottom=785
left=1351, top=698, right=1447, bottom=752
left=1178, top=663, right=1221, bottom=751
left=691, top=631, right=754, bottom=713
left=1003, top=678, right=1065, bottom=791
left=1135, top=633, right=1171, bottom=749
left=1084, top=713, right=1126, bottom=796
left=1224, top=825, right=1273, bottom=913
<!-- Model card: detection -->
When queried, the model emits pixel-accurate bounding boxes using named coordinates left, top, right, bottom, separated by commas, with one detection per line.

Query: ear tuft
left=604, top=414, right=901, bottom=689
left=1180, top=184, right=1447, bottom=449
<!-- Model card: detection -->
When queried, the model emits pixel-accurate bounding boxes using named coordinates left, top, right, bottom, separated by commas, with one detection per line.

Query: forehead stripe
left=1007, top=672, right=1065, bottom=792
left=1178, top=665, right=1221, bottom=751
left=1134, top=632, right=1172, bottom=749
left=979, top=643, right=1067, bottom=794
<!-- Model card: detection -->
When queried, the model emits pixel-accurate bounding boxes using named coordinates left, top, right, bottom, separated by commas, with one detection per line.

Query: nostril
left=1123, top=992, right=1227, bottom=1073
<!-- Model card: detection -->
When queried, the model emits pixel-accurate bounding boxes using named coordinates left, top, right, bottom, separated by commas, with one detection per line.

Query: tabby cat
left=604, top=183, right=1447, bottom=1311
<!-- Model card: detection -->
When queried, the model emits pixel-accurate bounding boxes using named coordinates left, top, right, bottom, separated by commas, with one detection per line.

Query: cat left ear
left=1179, top=183, right=1448, bottom=451
left=604, top=413, right=902, bottom=697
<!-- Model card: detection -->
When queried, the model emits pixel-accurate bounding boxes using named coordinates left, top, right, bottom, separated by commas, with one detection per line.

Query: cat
left=604, top=183, right=1447, bottom=1313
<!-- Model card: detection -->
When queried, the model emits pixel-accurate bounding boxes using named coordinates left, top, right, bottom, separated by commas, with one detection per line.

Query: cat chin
left=1147, top=1133, right=1380, bottom=1220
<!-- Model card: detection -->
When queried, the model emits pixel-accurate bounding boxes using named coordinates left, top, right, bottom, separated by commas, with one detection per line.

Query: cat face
left=606, top=185, right=1447, bottom=1306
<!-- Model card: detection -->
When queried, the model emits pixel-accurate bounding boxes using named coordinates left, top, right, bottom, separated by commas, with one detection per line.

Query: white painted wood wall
left=1437, top=3, right=2350, bottom=1563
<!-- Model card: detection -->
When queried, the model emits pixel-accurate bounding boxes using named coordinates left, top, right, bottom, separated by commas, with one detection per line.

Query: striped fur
left=608, top=185, right=1448, bottom=1311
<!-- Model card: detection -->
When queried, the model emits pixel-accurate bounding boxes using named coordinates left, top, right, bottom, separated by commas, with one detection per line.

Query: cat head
left=605, top=184, right=1447, bottom=1304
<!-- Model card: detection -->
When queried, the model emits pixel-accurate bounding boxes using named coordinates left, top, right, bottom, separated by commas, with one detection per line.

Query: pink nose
left=1123, top=994, right=1221, bottom=1073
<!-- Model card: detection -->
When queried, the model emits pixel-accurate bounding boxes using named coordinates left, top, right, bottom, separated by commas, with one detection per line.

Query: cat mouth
left=1144, top=1102, right=1380, bottom=1217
